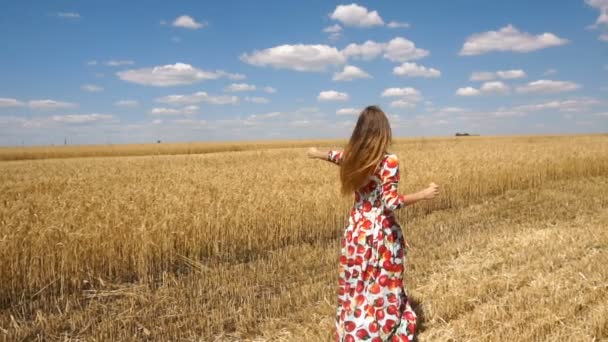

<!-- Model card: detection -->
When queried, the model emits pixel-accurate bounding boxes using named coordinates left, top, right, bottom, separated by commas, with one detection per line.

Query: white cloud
left=516, top=80, right=581, bottom=94
left=86, top=60, right=98, bottom=66
left=387, top=21, right=410, bottom=28
left=115, top=100, right=139, bottom=107
left=28, top=99, right=77, bottom=110
left=0, top=98, right=24, bottom=107
left=51, top=114, right=113, bottom=124
left=586, top=0, right=608, bottom=40
left=245, top=96, right=270, bottom=104
left=543, top=68, right=557, bottom=76
left=172, top=15, right=206, bottom=29
left=324, top=24, right=343, bottom=33
left=470, top=71, right=496, bottom=81
left=470, top=69, right=526, bottom=81
left=336, top=108, right=360, bottom=115
left=241, top=44, right=346, bottom=72
left=249, top=111, right=281, bottom=120
left=496, top=69, right=526, bottom=79
left=514, top=98, right=600, bottom=113
left=390, top=100, right=417, bottom=108
left=342, top=40, right=385, bottom=60
left=156, top=91, right=239, bottom=105
left=383, top=37, right=429, bottom=62
left=333, top=65, right=371, bottom=81
left=81, top=84, right=104, bottom=92
left=381, top=87, right=422, bottom=101
left=225, top=83, right=257, bottom=92
left=317, top=90, right=349, bottom=101
left=382, top=87, right=423, bottom=108
left=341, top=37, right=428, bottom=62
left=393, top=62, right=440, bottom=78
left=330, top=4, right=384, bottom=27
left=216, top=70, right=246, bottom=80
left=459, top=25, right=569, bottom=56
left=455, top=87, right=480, bottom=96
left=150, top=106, right=199, bottom=116
left=105, top=60, right=134, bottom=66
left=456, top=81, right=510, bottom=96
left=56, top=12, right=80, bottom=19
left=117, top=63, right=221, bottom=86
left=262, top=86, right=277, bottom=94
left=480, top=81, right=510, bottom=94
left=323, top=24, right=343, bottom=40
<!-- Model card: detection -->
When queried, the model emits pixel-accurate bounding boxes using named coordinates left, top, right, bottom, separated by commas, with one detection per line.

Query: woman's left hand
left=307, top=147, right=321, bottom=159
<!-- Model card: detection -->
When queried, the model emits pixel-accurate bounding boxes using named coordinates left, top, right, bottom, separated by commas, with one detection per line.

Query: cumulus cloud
left=333, top=65, right=372, bottom=81
left=28, top=99, right=78, bottom=110
left=514, top=98, right=600, bottom=113
left=117, top=63, right=223, bottom=86
left=330, top=4, right=384, bottom=27
left=336, top=108, right=360, bottom=115
left=342, top=37, right=428, bottom=62
left=586, top=0, right=608, bottom=40
left=456, top=81, right=510, bottom=96
left=342, top=40, right=385, bottom=60
left=172, top=15, right=206, bottom=29
left=469, top=70, right=527, bottom=81
left=56, top=12, right=80, bottom=19
left=156, top=91, right=239, bottom=105
left=387, top=21, right=410, bottom=28
left=381, top=87, right=422, bottom=100
left=317, top=90, right=349, bottom=101
left=323, top=24, right=343, bottom=40
left=515, top=80, right=581, bottom=94
left=224, top=83, right=257, bottom=92
left=381, top=87, right=422, bottom=108
left=0, top=98, right=24, bottom=107
left=216, top=70, right=246, bottom=80
left=115, top=100, right=139, bottom=107
left=459, top=25, right=569, bottom=55
left=262, top=86, right=277, bottom=93
left=455, top=87, right=481, bottom=96
left=50, top=114, right=113, bottom=124
left=245, top=96, right=270, bottom=104
left=150, top=106, right=199, bottom=116
left=105, top=60, right=134, bottom=66
left=383, top=37, right=429, bottom=62
left=240, top=44, right=346, bottom=72
left=393, top=62, right=440, bottom=78
left=81, top=84, right=104, bottom=92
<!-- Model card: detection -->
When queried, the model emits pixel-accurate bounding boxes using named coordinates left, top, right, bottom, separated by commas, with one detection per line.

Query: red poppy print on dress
left=328, top=150, right=417, bottom=341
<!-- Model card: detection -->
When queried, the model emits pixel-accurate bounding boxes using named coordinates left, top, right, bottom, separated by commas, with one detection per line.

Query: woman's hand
left=307, top=147, right=324, bottom=159
left=420, top=182, right=440, bottom=200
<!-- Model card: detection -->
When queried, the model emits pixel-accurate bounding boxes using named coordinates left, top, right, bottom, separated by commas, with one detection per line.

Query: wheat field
left=0, top=135, right=607, bottom=341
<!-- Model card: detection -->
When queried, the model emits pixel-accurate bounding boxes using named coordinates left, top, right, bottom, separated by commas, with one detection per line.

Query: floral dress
left=327, top=150, right=417, bottom=342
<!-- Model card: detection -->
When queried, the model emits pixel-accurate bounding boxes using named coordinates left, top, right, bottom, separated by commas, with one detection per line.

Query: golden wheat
left=0, top=134, right=607, bottom=341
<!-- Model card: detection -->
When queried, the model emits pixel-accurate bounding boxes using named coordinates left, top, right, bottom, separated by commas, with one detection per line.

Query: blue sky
left=0, top=0, right=607, bottom=146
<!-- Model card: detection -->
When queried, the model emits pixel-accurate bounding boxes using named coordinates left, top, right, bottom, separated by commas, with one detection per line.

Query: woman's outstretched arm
left=381, top=154, right=439, bottom=210
left=307, top=147, right=343, bottom=165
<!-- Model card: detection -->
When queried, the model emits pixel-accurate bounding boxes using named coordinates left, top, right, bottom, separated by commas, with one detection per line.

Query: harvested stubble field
left=0, top=135, right=607, bottom=341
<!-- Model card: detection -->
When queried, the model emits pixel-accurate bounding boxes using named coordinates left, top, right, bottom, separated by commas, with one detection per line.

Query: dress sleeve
left=327, top=150, right=344, bottom=165
left=380, top=154, right=407, bottom=211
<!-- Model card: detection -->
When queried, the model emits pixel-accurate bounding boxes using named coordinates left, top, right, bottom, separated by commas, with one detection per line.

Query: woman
left=307, top=105, right=439, bottom=342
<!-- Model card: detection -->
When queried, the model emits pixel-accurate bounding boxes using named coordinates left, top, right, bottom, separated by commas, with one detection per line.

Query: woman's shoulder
left=382, top=152, right=398, bottom=162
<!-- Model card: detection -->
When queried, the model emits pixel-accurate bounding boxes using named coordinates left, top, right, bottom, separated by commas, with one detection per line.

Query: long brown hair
left=339, top=105, right=392, bottom=195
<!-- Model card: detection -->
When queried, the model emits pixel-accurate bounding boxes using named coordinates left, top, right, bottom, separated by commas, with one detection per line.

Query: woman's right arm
left=380, top=154, right=439, bottom=210
left=307, top=147, right=343, bottom=165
